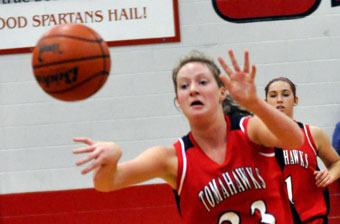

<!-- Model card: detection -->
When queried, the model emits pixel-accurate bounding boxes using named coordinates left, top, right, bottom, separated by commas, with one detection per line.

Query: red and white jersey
left=275, top=122, right=330, bottom=223
left=173, top=115, right=293, bottom=224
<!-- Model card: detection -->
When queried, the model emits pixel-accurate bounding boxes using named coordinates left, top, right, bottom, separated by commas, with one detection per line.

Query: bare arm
left=247, top=102, right=303, bottom=149
left=218, top=49, right=303, bottom=149
left=73, top=137, right=177, bottom=192
left=310, top=126, right=340, bottom=187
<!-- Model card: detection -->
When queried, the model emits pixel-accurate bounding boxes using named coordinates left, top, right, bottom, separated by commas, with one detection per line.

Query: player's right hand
left=73, top=137, right=122, bottom=175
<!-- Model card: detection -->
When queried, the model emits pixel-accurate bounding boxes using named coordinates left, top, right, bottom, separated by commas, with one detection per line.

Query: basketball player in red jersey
left=73, top=49, right=304, bottom=223
left=265, top=77, right=340, bottom=224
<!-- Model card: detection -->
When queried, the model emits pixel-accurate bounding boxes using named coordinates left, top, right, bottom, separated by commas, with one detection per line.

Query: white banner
left=0, top=0, right=180, bottom=54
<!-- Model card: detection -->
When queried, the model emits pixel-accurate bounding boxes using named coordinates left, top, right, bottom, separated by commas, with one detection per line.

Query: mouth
left=276, top=105, right=285, bottom=111
left=190, top=100, right=204, bottom=107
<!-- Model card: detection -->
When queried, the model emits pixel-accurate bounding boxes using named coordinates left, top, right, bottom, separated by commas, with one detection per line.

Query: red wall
left=1, top=182, right=339, bottom=224
left=0, top=184, right=181, bottom=224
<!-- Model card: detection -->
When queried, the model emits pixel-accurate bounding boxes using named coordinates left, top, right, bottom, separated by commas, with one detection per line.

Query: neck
left=190, top=110, right=227, bottom=147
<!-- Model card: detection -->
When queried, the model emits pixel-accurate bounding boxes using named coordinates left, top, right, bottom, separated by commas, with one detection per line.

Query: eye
left=269, top=93, right=277, bottom=98
left=199, top=79, right=208, bottom=85
left=282, top=90, right=291, bottom=97
left=179, top=83, right=189, bottom=90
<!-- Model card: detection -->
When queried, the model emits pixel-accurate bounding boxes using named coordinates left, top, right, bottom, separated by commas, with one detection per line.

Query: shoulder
left=159, top=146, right=178, bottom=175
left=136, top=145, right=177, bottom=172
left=144, top=145, right=177, bottom=162
left=141, top=145, right=178, bottom=187
left=309, top=125, right=326, bottom=143
left=309, top=125, right=333, bottom=153
left=308, top=125, right=340, bottom=167
left=309, top=124, right=321, bottom=132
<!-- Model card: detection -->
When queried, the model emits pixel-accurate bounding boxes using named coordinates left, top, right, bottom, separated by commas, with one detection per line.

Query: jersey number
left=218, top=200, right=275, bottom=224
left=285, top=176, right=294, bottom=204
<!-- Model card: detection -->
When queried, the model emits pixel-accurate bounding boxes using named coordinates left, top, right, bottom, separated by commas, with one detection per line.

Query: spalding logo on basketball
left=32, top=23, right=111, bottom=101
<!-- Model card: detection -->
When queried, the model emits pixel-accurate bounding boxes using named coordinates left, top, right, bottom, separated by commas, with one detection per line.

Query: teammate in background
left=332, top=121, right=340, bottom=155
left=264, top=77, right=340, bottom=224
left=73, top=49, right=304, bottom=223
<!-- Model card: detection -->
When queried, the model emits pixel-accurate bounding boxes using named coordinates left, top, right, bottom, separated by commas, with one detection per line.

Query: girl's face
left=175, top=62, right=224, bottom=120
left=265, top=80, right=298, bottom=118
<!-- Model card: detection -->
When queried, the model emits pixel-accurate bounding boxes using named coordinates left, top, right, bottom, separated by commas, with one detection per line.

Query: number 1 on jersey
left=285, top=176, right=294, bottom=204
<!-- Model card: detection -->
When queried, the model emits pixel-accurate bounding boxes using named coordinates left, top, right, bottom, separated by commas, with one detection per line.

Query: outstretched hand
left=218, top=49, right=258, bottom=111
left=73, top=137, right=122, bottom=175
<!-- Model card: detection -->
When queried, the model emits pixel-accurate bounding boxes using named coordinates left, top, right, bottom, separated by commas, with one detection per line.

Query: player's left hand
left=314, top=170, right=335, bottom=187
left=218, top=49, right=257, bottom=111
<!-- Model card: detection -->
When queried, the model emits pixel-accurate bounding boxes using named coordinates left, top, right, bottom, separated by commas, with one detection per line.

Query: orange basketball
left=32, top=23, right=111, bottom=101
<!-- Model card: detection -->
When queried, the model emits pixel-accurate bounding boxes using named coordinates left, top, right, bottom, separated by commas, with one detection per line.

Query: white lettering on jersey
left=198, top=167, right=266, bottom=212
left=283, top=149, right=309, bottom=168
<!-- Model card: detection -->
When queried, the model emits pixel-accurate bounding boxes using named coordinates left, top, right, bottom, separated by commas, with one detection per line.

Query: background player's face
left=175, top=62, right=223, bottom=120
left=265, top=80, right=297, bottom=118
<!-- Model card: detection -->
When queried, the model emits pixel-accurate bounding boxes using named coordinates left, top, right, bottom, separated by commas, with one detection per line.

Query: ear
left=219, top=87, right=228, bottom=102
left=175, top=97, right=180, bottom=108
left=294, top=96, right=299, bottom=105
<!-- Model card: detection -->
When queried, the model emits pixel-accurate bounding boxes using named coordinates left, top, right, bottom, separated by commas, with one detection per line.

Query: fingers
left=217, top=57, right=232, bottom=91
left=314, top=170, right=332, bottom=188
left=220, top=75, right=231, bottom=90
left=73, top=145, right=96, bottom=154
left=73, top=137, right=99, bottom=174
left=316, top=176, right=331, bottom=188
left=74, top=145, right=103, bottom=175
left=250, top=65, right=256, bottom=82
left=228, top=49, right=241, bottom=72
left=219, top=49, right=254, bottom=76
left=218, top=57, right=233, bottom=77
left=244, top=48, right=256, bottom=82
left=243, top=49, right=249, bottom=73
left=314, top=170, right=326, bottom=184
left=73, top=138, right=119, bottom=176
left=75, top=148, right=99, bottom=166
left=73, top=137, right=95, bottom=145
left=81, top=159, right=101, bottom=175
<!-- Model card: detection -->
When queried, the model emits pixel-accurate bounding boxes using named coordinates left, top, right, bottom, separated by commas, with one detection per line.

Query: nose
left=277, top=95, right=283, bottom=103
left=189, top=83, right=199, bottom=96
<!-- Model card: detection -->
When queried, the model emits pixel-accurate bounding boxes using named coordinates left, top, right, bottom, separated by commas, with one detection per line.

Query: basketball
left=31, top=23, right=111, bottom=101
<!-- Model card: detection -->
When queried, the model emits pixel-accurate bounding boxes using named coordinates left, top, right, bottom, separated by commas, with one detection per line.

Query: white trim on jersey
left=178, top=138, right=187, bottom=196
left=240, top=116, right=275, bottom=157
left=258, top=152, right=275, bottom=157
left=304, top=124, right=317, bottom=155
left=240, top=116, right=247, bottom=133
